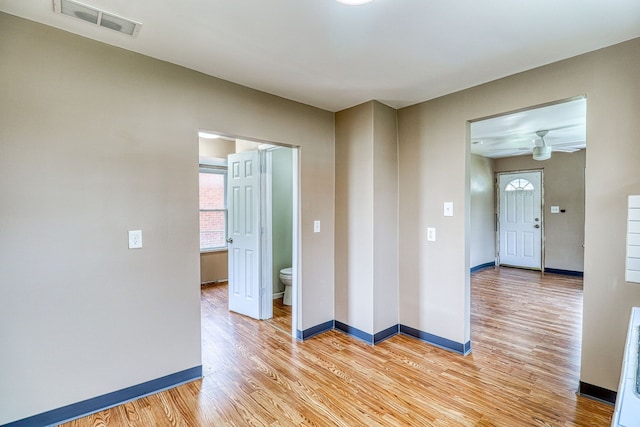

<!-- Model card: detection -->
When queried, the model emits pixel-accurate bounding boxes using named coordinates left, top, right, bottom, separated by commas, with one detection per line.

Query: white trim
left=291, top=147, right=300, bottom=338
left=260, top=150, right=274, bottom=320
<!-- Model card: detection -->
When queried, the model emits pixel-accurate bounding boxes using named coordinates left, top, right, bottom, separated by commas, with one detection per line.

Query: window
left=505, top=178, right=534, bottom=192
left=199, top=167, right=227, bottom=251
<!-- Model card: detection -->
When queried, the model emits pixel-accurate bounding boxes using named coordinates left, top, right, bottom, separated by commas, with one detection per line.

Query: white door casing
left=227, top=150, right=261, bottom=319
left=498, top=171, right=543, bottom=270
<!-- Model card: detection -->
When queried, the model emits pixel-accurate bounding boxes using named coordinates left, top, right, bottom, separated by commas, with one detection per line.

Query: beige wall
left=0, top=13, right=334, bottom=424
left=373, top=102, right=399, bottom=333
left=200, top=251, right=228, bottom=283
left=235, top=139, right=262, bottom=153
left=335, top=102, right=375, bottom=333
left=199, top=136, right=235, bottom=159
left=470, top=154, right=496, bottom=268
left=398, top=38, right=640, bottom=391
left=335, top=101, right=398, bottom=336
left=495, top=150, right=586, bottom=272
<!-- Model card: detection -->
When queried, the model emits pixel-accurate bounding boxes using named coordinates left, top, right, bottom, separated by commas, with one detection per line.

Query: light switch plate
left=128, top=230, right=142, bottom=249
left=427, top=227, right=436, bottom=241
left=314, top=220, right=320, bottom=233
left=444, top=202, right=453, bottom=217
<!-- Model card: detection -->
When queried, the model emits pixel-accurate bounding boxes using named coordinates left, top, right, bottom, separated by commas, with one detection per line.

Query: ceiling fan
left=531, top=129, right=583, bottom=160
left=533, top=130, right=551, bottom=160
left=470, top=124, right=585, bottom=159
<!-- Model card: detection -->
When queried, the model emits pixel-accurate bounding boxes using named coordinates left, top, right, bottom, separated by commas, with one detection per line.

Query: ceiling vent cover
left=53, top=0, right=142, bottom=37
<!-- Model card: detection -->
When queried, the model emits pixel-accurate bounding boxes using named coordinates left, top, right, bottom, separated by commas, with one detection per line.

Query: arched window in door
left=505, top=178, right=534, bottom=192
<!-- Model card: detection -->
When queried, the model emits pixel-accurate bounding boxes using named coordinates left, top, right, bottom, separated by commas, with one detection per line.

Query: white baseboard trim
left=272, top=292, right=284, bottom=300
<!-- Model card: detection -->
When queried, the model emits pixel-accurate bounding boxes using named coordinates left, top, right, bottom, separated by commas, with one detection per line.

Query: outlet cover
left=128, top=230, right=142, bottom=249
left=427, top=227, right=436, bottom=242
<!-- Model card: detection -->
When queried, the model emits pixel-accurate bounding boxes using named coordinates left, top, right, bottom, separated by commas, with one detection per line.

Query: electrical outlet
left=128, top=230, right=142, bottom=249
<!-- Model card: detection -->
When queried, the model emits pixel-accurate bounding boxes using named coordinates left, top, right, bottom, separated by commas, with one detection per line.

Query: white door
left=227, top=150, right=261, bottom=319
left=498, top=171, right=542, bottom=270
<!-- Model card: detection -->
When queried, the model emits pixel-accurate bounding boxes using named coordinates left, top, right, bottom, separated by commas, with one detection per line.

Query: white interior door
left=227, top=150, right=261, bottom=319
left=498, top=171, right=542, bottom=270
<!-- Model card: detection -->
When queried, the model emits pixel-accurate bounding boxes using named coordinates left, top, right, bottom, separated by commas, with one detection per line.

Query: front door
left=498, top=171, right=543, bottom=270
left=227, top=150, right=261, bottom=319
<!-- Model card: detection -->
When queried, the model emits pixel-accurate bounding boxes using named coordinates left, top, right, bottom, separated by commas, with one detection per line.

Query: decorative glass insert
left=505, top=178, right=534, bottom=192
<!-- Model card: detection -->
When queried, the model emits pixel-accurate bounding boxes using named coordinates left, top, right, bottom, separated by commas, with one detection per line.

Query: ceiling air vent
left=53, top=0, right=142, bottom=37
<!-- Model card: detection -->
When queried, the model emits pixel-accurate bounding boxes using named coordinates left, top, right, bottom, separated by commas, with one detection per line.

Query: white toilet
left=279, top=267, right=293, bottom=305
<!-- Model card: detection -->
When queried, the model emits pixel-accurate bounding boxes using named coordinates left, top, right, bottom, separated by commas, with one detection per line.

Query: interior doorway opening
left=198, top=131, right=300, bottom=338
left=468, top=96, right=586, bottom=276
left=466, top=95, right=587, bottom=387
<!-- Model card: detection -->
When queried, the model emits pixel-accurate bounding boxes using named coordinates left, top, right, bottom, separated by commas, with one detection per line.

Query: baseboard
left=577, top=381, right=616, bottom=405
left=297, top=320, right=334, bottom=341
left=374, top=324, right=400, bottom=344
left=544, top=268, right=584, bottom=277
left=298, top=321, right=471, bottom=356
left=1, top=366, right=202, bottom=427
left=400, top=325, right=471, bottom=355
left=272, top=291, right=284, bottom=300
left=335, top=321, right=374, bottom=344
left=470, top=261, right=495, bottom=273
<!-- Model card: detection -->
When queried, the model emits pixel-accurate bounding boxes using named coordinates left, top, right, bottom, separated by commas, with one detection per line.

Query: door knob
left=534, top=224, right=540, bottom=228
left=226, top=238, right=233, bottom=243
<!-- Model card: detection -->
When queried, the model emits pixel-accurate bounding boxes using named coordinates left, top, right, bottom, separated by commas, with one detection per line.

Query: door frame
left=258, top=144, right=299, bottom=338
left=199, top=131, right=300, bottom=339
left=495, top=169, right=545, bottom=271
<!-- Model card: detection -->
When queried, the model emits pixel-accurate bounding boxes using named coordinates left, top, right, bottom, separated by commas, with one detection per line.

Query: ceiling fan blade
left=552, top=147, right=580, bottom=153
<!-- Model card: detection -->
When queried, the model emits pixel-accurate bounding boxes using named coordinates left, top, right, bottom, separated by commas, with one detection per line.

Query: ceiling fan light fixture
left=532, top=129, right=552, bottom=160
left=532, top=145, right=551, bottom=161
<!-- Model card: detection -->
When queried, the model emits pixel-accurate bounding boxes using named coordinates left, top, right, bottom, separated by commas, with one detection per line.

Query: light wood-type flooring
left=62, top=267, right=613, bottom=426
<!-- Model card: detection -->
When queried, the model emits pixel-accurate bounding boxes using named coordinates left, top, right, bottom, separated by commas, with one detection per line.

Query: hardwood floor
left=62, top=268, right=613, bottom=426
left=265, top=294, right=293, bottom=335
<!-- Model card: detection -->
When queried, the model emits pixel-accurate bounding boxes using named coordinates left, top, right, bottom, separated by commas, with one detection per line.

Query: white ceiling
left=470, top=97, right=586, bottom=159
left=1, top=0, right=639, bottom=113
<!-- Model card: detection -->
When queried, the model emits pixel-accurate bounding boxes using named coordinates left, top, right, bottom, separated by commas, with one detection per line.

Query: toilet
left=279, top=267, right=293, bottom=305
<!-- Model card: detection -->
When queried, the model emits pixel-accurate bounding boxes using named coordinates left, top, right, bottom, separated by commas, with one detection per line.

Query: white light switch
left=128, top=230, right=142, bottom=249
left=551, top=206, right=560, bottom=213
left=314, top=220, right=321, bottom=233
left=444, top=202, right=453, bottom=217
left=427, top=227, right=436, bottom=242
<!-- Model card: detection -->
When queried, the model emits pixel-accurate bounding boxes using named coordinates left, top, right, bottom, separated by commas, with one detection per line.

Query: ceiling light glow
left=336, top=0, right=374, bottom=5
left=198, top=131, right=221, bottom=139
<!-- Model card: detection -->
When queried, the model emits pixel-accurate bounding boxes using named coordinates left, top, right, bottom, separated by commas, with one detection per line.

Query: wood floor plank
left=60, top=268, right=613, bottom=426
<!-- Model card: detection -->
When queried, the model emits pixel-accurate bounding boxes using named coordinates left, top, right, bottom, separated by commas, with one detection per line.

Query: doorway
left=496, top=170, right=543, bottom=270
left=467, top=96, right=587, bottom=373
left=199, top=132, right=299, bottom=338
left=469, top=96, right=586, bottom=275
